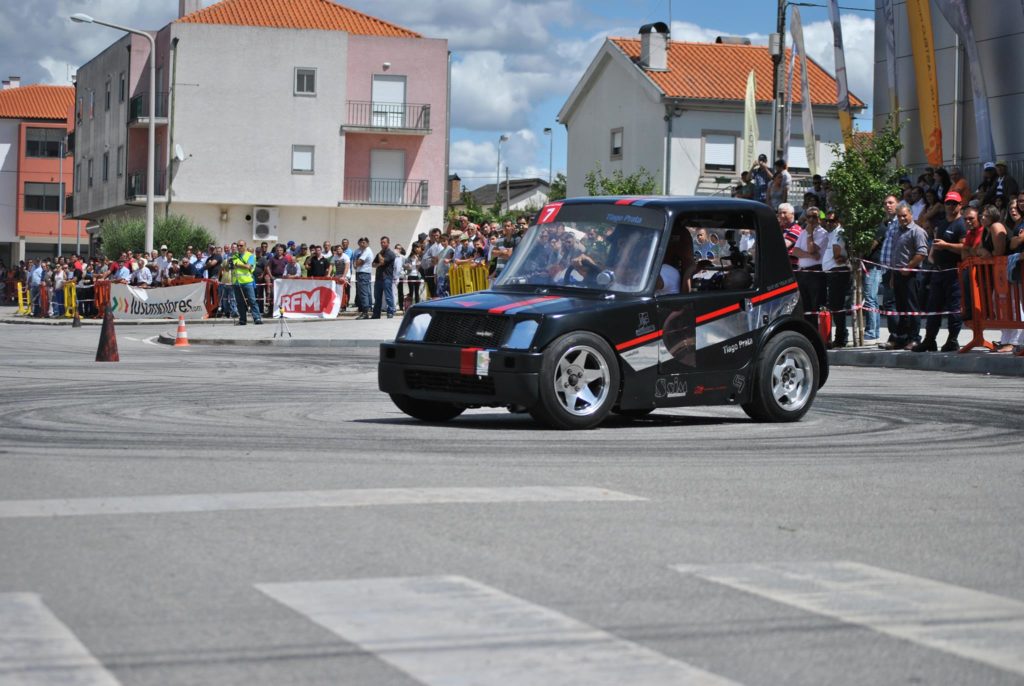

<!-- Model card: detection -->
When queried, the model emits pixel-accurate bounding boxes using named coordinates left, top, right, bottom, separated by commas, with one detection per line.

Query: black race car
left=379, top=197, right=827, bottom=429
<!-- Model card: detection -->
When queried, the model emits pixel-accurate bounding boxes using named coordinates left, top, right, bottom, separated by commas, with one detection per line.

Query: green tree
left=100, top=214, right=216, bottom=258
left=583, top=164, right=658, bottom=196
left=548, top=172, right=567, bottom=201
left=825, top=118, right=907, bottom=258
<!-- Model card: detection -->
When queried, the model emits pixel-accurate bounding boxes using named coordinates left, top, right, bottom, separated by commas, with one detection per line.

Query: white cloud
left=799, top=15, right=875, bottom=110
left=669, top=21, right=767, bottom=45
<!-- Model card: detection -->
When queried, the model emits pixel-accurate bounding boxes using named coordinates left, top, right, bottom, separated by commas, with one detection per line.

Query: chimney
left=5, top=76, right=21, bottom=89
left=449, top=174, right=462, bottom=201
left=639, top=23, right=669, bottom=71
left=179, top=0, right=202, bottom=17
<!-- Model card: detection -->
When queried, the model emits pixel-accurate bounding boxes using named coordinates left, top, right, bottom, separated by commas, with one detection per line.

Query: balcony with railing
left=126, top=169, right=167, bottom=203
left=128, top=92, right=169, bottom=127
left=343, top=101, right=431, bottom=135
left=343, top=178, right=428, bottom=207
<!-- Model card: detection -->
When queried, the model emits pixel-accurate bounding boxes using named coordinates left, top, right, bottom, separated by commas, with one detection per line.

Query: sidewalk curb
left=829, top=348, right=1024, bottom=377
left=0, top=315, right=361, bottom=327
left=155, top=334, right=385, bottom=348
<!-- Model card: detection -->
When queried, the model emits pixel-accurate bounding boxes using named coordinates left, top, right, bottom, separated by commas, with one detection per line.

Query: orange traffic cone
left=174, top=314, right=190, bottom=347
left=95, top=307, right=119, bottom=362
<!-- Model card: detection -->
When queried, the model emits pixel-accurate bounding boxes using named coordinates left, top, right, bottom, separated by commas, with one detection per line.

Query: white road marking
left=674, top=561, right=1024, bottom=676
left=257, top=575, right=741, bottom=686
left=0, top=593, right=121, bottom=685
left=0, top=486, right=645, bottom=519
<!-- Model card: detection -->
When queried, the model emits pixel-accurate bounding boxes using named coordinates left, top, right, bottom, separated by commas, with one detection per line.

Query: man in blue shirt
left=28, top=260, right=44, bottom=316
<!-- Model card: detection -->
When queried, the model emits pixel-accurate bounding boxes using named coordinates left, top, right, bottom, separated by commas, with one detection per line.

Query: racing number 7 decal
left=537, top=202, right=564, bottom=225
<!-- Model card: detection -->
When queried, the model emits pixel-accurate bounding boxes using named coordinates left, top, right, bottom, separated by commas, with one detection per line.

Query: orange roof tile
left=177, top=0, right=420, bottom=38
left=0, top=85, right=75, bottom=121
left=610, top=38, right=864, bottom=108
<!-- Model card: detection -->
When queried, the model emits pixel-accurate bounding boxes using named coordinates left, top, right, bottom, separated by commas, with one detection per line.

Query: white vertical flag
left=742, top=70, right=759, bottom=171
left=881, top=0, right=899, bottom=117
left=783, top=42, right=797, bottom=160
left=932, top=0, right=996, bottom=165
left=827, top=0, right=854, bottom=147
left=790, top=6, right=817, bottom=175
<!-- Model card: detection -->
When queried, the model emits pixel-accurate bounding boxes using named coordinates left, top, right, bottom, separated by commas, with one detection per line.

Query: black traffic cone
left=95, top=307, right=119, bottom=362
left=72, top=310, right=82, bottom=328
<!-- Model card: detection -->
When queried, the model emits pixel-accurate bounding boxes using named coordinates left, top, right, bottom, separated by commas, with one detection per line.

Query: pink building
left=72, top=0, right=450, bottom=250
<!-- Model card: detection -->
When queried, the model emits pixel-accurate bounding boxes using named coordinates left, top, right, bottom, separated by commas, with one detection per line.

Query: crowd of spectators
left=1, top=214, right=532, bottom=321
left=745, top=156, right=1024, bottom=353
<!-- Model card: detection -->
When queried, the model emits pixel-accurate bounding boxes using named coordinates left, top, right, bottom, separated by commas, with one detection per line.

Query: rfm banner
left=110, top=282, right=208, bottom=320
left=273, top=278, right=343, bottom=319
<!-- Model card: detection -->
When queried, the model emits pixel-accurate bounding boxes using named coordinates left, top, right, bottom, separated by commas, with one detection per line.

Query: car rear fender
left=757, top=316, right=829, bottom=387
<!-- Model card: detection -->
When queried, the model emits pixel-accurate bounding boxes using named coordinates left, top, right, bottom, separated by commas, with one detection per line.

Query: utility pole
left=770, top=0, right=787, bottom=163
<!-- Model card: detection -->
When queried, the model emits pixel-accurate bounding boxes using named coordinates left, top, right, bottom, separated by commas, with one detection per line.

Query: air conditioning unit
left=252, top=206, right=279, bottom=242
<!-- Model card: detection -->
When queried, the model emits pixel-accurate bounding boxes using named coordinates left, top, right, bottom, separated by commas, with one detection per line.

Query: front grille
left=405, top=370, right=496, bottom=396
left=424, top=312, right=511, bottom=347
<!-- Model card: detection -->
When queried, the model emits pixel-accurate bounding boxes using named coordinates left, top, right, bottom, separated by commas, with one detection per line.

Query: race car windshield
left=495, top=205, right=665, bottom=294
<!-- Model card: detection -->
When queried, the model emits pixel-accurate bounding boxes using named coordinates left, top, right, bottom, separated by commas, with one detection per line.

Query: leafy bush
left=583, top=165, right=658, bottom=196
left=100, top=215, right=216, bottom=258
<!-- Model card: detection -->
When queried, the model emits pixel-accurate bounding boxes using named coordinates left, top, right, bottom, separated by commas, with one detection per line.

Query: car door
left=655, top=212, right=760, bottom=402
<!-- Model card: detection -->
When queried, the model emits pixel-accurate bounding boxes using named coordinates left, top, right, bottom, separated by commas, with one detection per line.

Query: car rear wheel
left=529, top=332, right=620, bottom=430
left=742, top=331, right=818, bottom=422
left=390, top=393, right=465, bottom=422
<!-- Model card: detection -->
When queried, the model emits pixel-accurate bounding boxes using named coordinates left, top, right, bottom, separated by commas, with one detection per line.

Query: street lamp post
left=543, top=127, right=553, bottom=186
left=496, top=134, right=508, bottom=213
left=70, top=13, right=156, bottom=254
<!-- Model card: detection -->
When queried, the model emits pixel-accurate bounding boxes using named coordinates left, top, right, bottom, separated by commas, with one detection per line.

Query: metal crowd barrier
left=447, top=263, right=489, bottom=295
left=959, top=256, right=1024, bottom=356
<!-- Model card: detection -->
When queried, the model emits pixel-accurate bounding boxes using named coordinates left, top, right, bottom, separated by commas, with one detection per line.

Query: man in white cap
left=994, top=160, right=1019, bottom=203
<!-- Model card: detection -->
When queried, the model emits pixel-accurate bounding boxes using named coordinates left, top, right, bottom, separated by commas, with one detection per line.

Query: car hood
left=411, top=291, right=601, bottom=317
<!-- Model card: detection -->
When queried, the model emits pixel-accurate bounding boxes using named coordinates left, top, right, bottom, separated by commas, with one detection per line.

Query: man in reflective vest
left=230, top=240, right=263, bottom=326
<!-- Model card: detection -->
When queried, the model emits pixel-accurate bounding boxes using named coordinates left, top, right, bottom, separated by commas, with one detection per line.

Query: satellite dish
left=174, top=144, right=186, bottom=162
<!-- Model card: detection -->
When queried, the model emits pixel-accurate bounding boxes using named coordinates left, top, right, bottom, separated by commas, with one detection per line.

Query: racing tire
left=390, top=393, right=465, bottom=423
left=741, top=331, right=819, bottom=422
left=529, top=332, right=620, bottom=430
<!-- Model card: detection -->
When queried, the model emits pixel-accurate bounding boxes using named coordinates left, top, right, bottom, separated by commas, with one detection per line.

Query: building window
left=116, top=145, right=124, bottom=177
left=295, top=68, right=316, bottom=95
left=25, top=128, right=65, bottom=158
left=787, top=137, right=811, bottom=173
left=292, top=145, right=314, bottom=173
left=75, top=163, right=81, bottom=192
left=119, top=72, right=126, bottom=103
left=89, top=91, right=94, bottom=119
left=105, top=79, right=111, bottom=111
left=87, top=159, right=93, bottom=188
left=76, top=97, right=82, bottom=123
left=703, top=133, right=737, bottom=172
left=24, top=182, right=64, bottom=212
left=610, top=127, right=623, bottom=160
left=102, top=152, right=109, bottom=182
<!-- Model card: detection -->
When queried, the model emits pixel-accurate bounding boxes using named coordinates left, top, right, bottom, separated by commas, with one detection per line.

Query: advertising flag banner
left=881, top=0, right=899, bottom=116
left=109, top=282, right=208, bottom=320
left=783, top=42, right=797, bottom=160
left=273, top=278, right=343, bottom=319
left=906, top=0, right=943, bottom=166
left=827, top=0, right=854, bottom=148
left=790, top=7, right=817, bottom=175
left=742, top=70, right=759, bottom=171
left=932, top=0, right=996, bottom=166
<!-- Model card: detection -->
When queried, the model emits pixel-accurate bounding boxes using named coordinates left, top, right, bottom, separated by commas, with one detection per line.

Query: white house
left=558, top=23, right=865, bottom=198
left=455, top=178, right=550, bottom=214
left=71, top=0, right=449, bottom=251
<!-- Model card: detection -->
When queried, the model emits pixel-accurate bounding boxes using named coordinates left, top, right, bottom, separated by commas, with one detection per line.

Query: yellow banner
left=906, top=0, right=943, bottom=166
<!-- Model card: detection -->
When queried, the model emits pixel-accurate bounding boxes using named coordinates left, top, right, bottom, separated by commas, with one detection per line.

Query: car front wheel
left=529, top=332, right=620, bottom=430
left=390, top=393, right=465, bottom=422
left=742, top=331, right=818, bottom=422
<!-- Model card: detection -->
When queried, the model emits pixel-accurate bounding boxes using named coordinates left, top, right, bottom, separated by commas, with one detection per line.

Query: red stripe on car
left=615, top=329, right=663, bottom=351
left=751, top=281, right=799, bottom=304
left=488, top=295, right=561, bottom=315
left=696, top=303, right=741, bottom=324
left=460, top=347, right=482, bottom=375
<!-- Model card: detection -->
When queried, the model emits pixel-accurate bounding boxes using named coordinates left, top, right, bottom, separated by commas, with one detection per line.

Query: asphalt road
left=1, top=322, right=1022, bottom=686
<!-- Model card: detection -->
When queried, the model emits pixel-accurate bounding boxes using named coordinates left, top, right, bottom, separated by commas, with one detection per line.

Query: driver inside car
left=570, top=225, right=655, bottom=289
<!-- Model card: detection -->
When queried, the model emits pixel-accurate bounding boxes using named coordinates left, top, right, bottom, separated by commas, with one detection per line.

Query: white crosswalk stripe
left=673, top=560, right=1024, bottom=677
left=0, top=593, right=121, bottom=686
left=0, top=486, right=645, bottom=519
left=258, top=575, right=742, bottom=686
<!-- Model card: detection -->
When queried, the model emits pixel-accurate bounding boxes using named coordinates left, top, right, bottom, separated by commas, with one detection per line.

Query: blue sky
left=2, top=0, right=875, bottom=189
